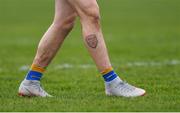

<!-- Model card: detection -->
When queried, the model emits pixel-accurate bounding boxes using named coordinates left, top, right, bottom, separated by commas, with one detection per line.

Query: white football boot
left=105, top=77, right=146, bottom=97
left=18, top=80, right=52, bottom=97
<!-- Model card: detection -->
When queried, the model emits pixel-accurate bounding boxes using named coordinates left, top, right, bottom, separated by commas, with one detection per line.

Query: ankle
left=25, top=64, right=45, bottom=81
left=101, top=67, right=119, bottom=82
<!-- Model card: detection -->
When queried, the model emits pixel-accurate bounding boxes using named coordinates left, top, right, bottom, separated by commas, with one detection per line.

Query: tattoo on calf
left=86, top=34, right=98, bottom=49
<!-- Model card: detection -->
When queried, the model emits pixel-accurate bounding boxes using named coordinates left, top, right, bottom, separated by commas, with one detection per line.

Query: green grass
left=0, top=0, right=180, bottom=111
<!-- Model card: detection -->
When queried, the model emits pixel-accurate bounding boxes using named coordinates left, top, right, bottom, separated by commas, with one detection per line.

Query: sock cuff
left=101, top=67, right=113, bottom=75
left=26, top=71, right=43, bottom=81
left=102, top=70, right=117, bottom=82
left=31, top=64, right=45, bottom=73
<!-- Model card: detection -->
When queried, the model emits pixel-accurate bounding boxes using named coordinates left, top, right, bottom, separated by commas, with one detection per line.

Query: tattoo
left=86, top=34, right=98, bottom=49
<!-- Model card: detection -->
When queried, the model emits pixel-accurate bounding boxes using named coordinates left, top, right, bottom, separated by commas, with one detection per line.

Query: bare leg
left=33, top=0, right=77, bottom=68
left=67, top=0, right=111, bottom=72
left=18, top=0, right=77, bottom=97
left=66, top=0, right=146, bottom=98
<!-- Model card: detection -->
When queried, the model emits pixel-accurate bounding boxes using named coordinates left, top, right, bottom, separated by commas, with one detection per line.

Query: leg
left=18, top=0, right=77, bottom=97
left=67, top=0, right=146, bottom=97
left=34, top=0, right=77, bottom=68
left=67, top=0, right=111, bottom=72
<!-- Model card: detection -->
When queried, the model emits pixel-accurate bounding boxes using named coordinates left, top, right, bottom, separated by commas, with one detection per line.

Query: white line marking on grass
left=126, top=60, right=180, bottom=67
left=78, top=64, right=94, bottom=69
left=55, top=64, right=94, bottom=69
left=19, top=65, right=29, bottom=71
left=55, top=63, right=74, bottom=69
left=19, top=59, right=180, bottom=71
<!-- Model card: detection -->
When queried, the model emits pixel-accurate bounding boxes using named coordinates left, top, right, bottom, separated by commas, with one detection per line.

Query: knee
left=81, top=4, right=100, bottom=23
left=79, top=4, right=101, bottom=31
left=52, top=13, right=77, bottom=31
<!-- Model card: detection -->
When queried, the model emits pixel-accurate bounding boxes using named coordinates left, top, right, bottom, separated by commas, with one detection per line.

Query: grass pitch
left=0, top=0, right=180, bottom=112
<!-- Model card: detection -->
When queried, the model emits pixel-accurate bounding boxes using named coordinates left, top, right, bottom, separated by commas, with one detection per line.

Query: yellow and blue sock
left=26, top=64, right=45, bottom=81
left=101, top=67, right=118, bottom=82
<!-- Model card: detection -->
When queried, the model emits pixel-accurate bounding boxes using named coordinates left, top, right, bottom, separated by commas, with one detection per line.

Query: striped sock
left=26, top=64, right=45, bottom=81
left=101, top=67, right=118, bottom=82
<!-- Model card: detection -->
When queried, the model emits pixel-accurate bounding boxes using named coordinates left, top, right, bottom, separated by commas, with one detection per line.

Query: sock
left=25, top=64, right=45, bottom=81
left=101, top=67, right=119, bottom=82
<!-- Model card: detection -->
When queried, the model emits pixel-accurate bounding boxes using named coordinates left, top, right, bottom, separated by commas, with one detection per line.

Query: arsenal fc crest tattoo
left=86, top=34, right=98, bottom=49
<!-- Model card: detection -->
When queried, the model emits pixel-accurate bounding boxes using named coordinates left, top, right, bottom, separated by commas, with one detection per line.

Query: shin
left=68, top=0, right=112, bottom=72
left=33, top=0, right=76, bottom=68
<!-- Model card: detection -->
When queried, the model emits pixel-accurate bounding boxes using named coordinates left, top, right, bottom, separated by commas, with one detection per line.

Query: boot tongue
left=107, top=76, right=123, bottom=87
